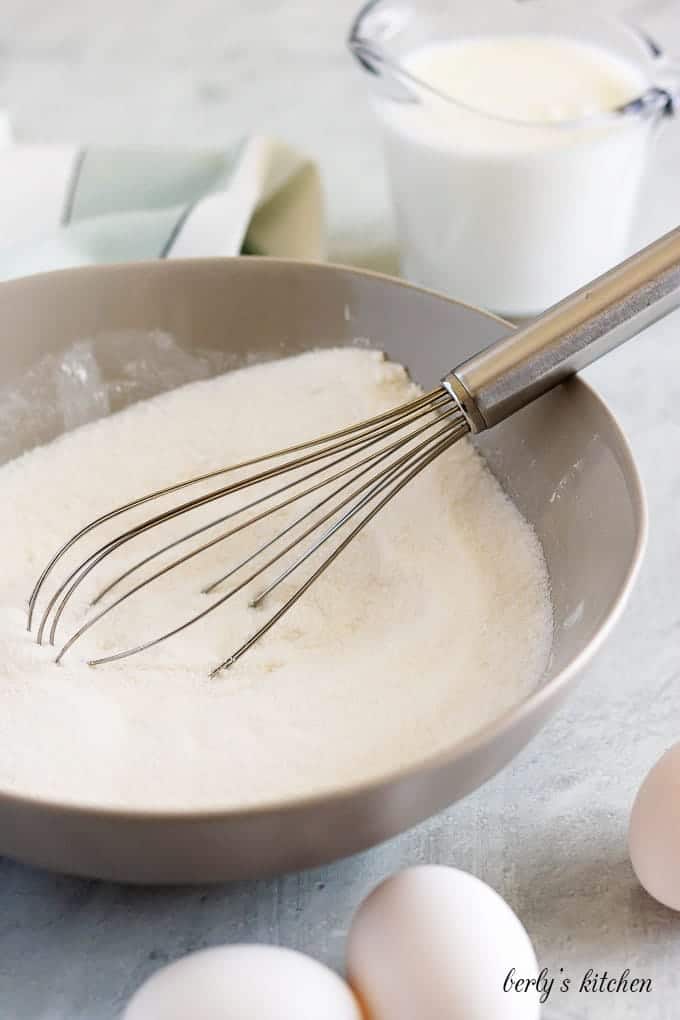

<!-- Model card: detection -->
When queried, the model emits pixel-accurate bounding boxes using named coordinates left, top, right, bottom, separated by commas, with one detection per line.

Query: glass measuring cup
left=349, top=0, right=679, bottom=317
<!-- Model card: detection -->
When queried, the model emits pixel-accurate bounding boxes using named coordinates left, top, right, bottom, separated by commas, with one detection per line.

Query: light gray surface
left=1, top=1, right=680, bottom=1018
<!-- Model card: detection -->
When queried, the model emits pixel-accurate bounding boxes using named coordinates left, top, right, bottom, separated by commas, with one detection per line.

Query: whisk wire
left=30, top=386, right=468, bottom=673
left=93, top=390, right=453, bottom=606
left=35, top=389, right=451, bottom=646
left=28, top=387, right=444, bottom=628
left=210, top=423, right=466, bottom=676
left=87, top=417, right=466, bottom=673
left=53, top=407, right=460, bottom=665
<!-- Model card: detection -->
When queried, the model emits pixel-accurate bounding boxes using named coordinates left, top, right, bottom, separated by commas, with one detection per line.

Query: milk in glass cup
left=349, top=0, right=679, bottom=317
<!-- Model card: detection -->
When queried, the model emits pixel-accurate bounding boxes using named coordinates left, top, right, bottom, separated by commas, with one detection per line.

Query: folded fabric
left=0, top=126, right=325, bottom=281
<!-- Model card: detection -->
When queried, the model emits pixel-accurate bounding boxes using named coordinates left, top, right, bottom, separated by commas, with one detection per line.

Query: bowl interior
left=0, top=258, right=643, bottom=693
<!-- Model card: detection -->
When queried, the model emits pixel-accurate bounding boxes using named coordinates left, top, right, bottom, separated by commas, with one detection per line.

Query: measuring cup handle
left=443, top=225, right=680, bottom=432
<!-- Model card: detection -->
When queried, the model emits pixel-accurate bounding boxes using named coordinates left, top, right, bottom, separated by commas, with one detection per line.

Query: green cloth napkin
left=0, top=133, right=325, bottom=280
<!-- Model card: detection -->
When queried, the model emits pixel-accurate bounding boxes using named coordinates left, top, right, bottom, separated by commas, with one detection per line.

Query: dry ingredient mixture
left=0, top=347, right=552, bottom=809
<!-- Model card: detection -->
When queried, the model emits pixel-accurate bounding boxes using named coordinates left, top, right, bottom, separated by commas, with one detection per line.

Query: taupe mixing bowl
left=0, top=258, right=645, bottom=883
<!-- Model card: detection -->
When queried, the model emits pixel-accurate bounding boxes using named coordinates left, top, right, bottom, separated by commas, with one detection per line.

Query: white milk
left=375, top=35, right=651, bottom=316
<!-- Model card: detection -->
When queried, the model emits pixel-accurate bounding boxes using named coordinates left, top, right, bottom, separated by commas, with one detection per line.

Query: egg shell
left=629, top=741, right=680, bottom=910
left=347, top=865, right=540, bottom=1020
left=123, top=944, right=363, bottom=1020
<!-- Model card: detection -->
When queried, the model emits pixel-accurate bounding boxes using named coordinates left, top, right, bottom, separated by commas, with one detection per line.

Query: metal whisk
left=28, top=226, right=680, bottom=675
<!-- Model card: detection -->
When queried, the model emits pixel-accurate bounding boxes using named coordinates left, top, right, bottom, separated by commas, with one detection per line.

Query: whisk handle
left=443, top=225, right=680, bottom=432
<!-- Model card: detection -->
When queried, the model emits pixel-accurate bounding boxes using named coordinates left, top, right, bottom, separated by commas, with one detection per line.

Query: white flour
left=0, top=348, right=552, bottom=810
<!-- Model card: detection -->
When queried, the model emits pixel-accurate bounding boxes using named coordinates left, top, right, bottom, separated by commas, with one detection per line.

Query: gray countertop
left=1, top=1, right=680, bottom=1018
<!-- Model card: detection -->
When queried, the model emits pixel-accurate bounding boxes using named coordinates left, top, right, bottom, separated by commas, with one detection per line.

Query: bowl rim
left=0, top=256, right=649, bottom=823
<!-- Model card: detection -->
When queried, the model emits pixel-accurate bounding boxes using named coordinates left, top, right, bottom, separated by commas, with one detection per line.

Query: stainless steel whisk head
left=27, top=222, right=680, bottom=675
left=27, top=386, right=469, bottom=676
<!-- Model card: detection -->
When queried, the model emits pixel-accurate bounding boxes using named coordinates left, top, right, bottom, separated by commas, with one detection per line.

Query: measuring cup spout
left=348, top=0, right=421, bottom=103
